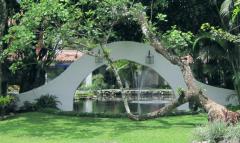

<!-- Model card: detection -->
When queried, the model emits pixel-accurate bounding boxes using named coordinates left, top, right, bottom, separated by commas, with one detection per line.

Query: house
left=46, top=50, right=92, bottom=86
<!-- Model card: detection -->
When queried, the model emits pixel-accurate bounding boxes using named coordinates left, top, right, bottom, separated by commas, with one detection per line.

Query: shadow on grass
left=0, top=112, right=207, bottom=140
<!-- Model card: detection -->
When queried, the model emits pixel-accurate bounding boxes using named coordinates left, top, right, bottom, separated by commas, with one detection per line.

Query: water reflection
left=74, top=99, right=168, bottom=114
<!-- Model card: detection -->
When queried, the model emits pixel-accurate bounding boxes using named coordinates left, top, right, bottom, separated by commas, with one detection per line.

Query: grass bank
left=0, top=112, right=207, bottom=143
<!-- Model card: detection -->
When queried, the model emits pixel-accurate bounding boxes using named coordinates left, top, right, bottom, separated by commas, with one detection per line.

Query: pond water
left=74, top=99, right=171, bottom=115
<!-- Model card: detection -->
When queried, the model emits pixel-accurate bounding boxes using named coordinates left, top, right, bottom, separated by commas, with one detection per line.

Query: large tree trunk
left=97, top=9, right=239, bottom=122
left=125, top=11, right=240, bottom=123
left=0, top=0, right=8, bottom=95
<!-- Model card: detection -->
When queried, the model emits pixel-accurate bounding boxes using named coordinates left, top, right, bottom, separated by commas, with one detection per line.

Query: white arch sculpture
left=17, top=41, right=238, bottom=111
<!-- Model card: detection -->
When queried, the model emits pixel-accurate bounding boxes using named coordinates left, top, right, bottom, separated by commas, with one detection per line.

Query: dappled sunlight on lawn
left=0, top=112, right=207, bottom=143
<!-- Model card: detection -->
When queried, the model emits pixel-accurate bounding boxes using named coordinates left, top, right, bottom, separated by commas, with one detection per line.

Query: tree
left=1, top=0, right=78, bottom=92
left=68, top=0, right=240, bottom=122
left=192, top=0, right=240, bottom=102
left=2, top=0, right=240, bottom=122
left=0, top=0, right=8, bottom=95
left=0, top=0, right=21, bottom=95
left=92, top=1, right=240, bottom=122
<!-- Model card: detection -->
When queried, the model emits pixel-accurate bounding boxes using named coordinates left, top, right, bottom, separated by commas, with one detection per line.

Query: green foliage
left=192, top=121, right=240, bottom=143
left=0, top=95, right=15, bottom=106
left=199, top=23, right=240, bottom=100
left=71, top=0, right=132, bottom=45
left=20, top=101, right=37, bottom=112
left=113, top=60, right=130, bottom=70
left=162, top=26, right=194, bottom=56
left=1, top=0, right=81, bottom=76
left=233, top=72, right=240, bottom=87
left=74, top=90, right=94, bottom=99
left=38, top=107, right=60, bottom=114
left=227, top=104, right=240, bottom=111
left=20, top=96, right=60, bottom=112
left=192, top=121, right=227, bottom=142
left=232, top=6, right=240, bottom=22
left=176, top=87, right=185, bottom=96
left=201, top=23, right=239, bottom=43
left=0, top=95, right=17, bottom=116
left=156, top=13, right=167, bottom=22
left=80, top=74, right=108, bottom=90
left=55, top=111, right=128, bottom=118
left=90, top=74, right=108, bottom=90
left=224, top=123, right=240, bottom=141
left=49, top=107, right=199, bottom=118
left=35, top=94, right=60, bottom=109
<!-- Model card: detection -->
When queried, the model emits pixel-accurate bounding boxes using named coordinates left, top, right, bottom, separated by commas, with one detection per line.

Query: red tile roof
left=55, top=50, right=84, bottom=62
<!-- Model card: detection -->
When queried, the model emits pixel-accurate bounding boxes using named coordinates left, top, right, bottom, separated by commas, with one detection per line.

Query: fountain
left=74, top=61, right=175, bottom=115
left=134, top=67, right=150, bottom=115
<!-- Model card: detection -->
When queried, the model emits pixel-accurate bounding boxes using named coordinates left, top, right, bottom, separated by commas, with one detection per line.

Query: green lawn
left=0, top=112, right=207, bottom=143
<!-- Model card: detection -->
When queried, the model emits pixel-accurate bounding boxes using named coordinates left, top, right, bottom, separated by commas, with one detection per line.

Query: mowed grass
left=0, top=112, right=207, bottom=143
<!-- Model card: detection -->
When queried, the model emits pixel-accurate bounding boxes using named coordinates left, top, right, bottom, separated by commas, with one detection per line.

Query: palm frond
left=220, top=0, right=234, bottom=17
left=193, top=33, right=212, bottom=52
left=193, top=33, right=229, bottom=63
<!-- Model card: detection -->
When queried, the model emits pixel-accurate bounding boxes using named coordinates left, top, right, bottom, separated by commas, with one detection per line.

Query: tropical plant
left=35, top=94, right=60, bottom=109
left=113, top=60, right=139, bottom=88
left=211, top=0, right=240, bottom=86
left=193, top=22, right=240, bottom=102
left=80, top=74, right=108, bottom=90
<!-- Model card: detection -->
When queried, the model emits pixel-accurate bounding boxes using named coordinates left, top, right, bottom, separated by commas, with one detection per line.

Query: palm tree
left=192, top=36, right=230, bottom=86
left=193, top=0, right=240, bottom=102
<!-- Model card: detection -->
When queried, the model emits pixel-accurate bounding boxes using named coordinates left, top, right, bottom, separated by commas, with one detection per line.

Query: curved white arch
left=17, top=41, right=237, bottom=111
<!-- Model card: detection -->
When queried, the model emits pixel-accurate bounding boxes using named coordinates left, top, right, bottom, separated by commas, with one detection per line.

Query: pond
left=74, top=99, right=171, bottom=115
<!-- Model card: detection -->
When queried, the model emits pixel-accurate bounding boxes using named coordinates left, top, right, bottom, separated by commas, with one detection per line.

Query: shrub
left=75, top=90, right=94, bottom=99
left=224, top=123, right=240, bottom=142
left=0, top=95, right=17, bottom=116
left=19, top=95, right=60, bottom=112
left=20, top=101, right=37, bottom=112
left=226, top=104, right=240, bottom=112
left=79, top=74, right=108, bottom=90
left=38, top=108, right=60, bottom=114
left=35, top=94, right=60, bottom=109
left=207, top=121, right=226, bottom=142
left=54, top=111, right=128, bottom=118
left=192, top=121, right=240, bottom=143
left=192, top=121, right=227, bottom=143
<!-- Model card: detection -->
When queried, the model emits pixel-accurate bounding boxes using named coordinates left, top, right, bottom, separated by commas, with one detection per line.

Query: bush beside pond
left=20, top=94, right=60, bottom=112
